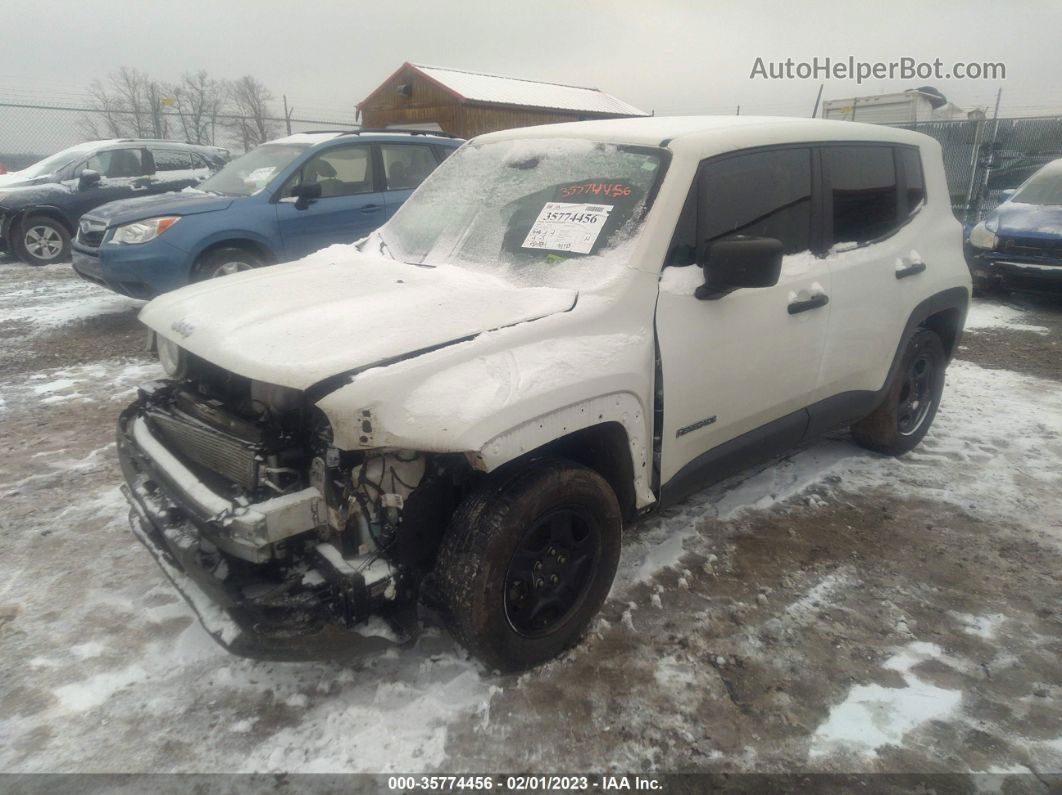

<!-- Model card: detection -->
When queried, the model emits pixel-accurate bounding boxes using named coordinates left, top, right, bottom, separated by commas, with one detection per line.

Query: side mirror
left=78, top=169, right=101, bottom=191
left=695, top=235, right=784, bottom=300
left=999, top=188, right=1017, bottom=202
left=286, top=182, right=322, bottom=210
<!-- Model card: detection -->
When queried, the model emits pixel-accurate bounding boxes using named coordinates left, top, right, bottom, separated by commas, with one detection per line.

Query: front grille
left=148, top=408, right=259, bottom=490
left=999, top=236, right=1062, bottom=258
left=77, top=219, right=106, bottom=248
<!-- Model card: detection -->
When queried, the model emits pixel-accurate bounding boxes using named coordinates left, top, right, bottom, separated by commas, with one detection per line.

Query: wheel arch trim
left=473, top=392, right=654, bottom=511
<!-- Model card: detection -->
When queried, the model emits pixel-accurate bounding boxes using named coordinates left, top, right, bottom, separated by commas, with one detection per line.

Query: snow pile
left=965, top=301, right=1049, bottom=334
left=0, top=276, right=141, bottom=329
left=16, top=361, right=162, bottom=407
left=809, top=642, right=962, bottom=758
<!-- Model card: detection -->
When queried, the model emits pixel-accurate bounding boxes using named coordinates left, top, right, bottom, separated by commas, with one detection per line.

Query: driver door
left=656, top=146, right=831, bottom=497
left=276, top=143, right=386, bottom=260
left=68, top=147, right=151, bottom=218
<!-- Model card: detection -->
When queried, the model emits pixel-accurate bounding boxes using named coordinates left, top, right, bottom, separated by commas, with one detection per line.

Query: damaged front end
left=118, top=372, right=457, bottom=659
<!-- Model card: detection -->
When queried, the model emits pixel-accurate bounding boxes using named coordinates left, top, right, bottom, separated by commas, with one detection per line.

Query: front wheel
left=433, top=458, right=622, bottom=672
left=852, top=328, right=947, bottom=456
left=193, top=246, right=264, bottom=281
left=15, top=215, right=71, bottom=265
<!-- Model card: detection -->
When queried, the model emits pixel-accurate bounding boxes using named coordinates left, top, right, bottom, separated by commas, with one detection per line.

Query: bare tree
left=227, top=75, right=279, bottom=151
left=171, top=70, right=225, bottom=144
left=79, top=67, right=283, bottom=150
left=80, top=66, right=170, bottom=139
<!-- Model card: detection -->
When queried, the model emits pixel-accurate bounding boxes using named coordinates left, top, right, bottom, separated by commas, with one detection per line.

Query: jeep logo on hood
left=171, top=319, right=195, bottom=339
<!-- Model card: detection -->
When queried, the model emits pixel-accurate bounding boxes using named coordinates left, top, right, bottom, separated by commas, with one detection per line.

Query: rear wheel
left=193, top=246, right=263, bottom=281
left=433, top=458, right=621, bottom=672
left=852, top=328, right=947, bottom=456
left=15, top=215, right=70, bottom=265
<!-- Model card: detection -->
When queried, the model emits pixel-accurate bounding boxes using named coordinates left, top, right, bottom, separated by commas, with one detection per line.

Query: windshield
left=198, top=143, right=309, bottom=197
left=1012, top=164, right=1062, bottom=206
left=18, top=142, right=101, bottom=179
left=376, top=138, right=667, bottom=288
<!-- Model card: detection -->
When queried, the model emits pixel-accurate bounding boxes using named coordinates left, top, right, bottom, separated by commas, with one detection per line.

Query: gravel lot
left=0, top=258, right=1059, bottom=780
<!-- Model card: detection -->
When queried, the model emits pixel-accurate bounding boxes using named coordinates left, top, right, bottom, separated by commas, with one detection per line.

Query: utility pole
left=735, top=105, right=741, bottom=116
left=283, top=94, right=293, bottom=135
left=810, top=83, right=824, bottom=118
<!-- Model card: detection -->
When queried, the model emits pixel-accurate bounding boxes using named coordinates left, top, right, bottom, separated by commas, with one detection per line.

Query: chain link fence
left=4, top=102, right=1061, bottom=226
left=891, top=116, right=1062, bottom=224
left=0, top=101, right=359, bottom=171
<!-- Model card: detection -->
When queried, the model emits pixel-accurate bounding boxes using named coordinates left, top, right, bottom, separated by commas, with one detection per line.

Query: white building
left=822, top=88, right=986, bottom=124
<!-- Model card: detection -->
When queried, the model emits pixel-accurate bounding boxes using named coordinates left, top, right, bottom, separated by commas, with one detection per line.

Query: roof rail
left=295, top=128, right=460, bottom=139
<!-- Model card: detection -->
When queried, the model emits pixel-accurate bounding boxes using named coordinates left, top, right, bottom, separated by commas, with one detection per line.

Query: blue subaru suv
left=72, top=130, right=462, bottom=298
left=966, top=157, right=1062, bottom=293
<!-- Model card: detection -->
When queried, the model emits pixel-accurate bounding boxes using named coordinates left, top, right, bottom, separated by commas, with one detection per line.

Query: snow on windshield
left=198, top=143, right=309, bottom=197
left=377, top=138, right=666, bottom=289
left=16, top=141, right=102, bottom=179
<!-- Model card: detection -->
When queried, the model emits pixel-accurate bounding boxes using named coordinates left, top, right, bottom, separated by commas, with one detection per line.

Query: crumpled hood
left=991, top=201, right=1062, bottom=240
left=139, top=246, right=578, bottom=390
left=85, top=191, right=235, bottom=226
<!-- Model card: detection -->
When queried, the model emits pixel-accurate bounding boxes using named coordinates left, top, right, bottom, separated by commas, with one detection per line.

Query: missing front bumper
left=118, top=400, right=415, bottom=660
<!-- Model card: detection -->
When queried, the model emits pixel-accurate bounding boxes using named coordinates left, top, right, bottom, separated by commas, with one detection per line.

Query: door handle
left=788, top=293, right=829, bottom=314
left=895, top=261, right=927, bottom=279
left=359, top=204, right=382, bottom=213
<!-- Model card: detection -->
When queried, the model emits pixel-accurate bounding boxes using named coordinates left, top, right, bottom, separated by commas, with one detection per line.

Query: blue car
left=966, top=157, right=1062, bottom=293
left=72, top=130, right=462, bottom=298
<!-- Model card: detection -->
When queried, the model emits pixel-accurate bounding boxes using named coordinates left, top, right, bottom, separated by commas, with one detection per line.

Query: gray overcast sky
left=3, top=0, right=1061, bottom=121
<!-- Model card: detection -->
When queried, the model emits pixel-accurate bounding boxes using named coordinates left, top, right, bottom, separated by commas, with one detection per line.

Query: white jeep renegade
left=118, top=116, right=970, bottom=670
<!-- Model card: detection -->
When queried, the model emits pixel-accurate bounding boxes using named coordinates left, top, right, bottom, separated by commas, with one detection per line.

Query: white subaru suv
left=118, top=117, right=970, bottom=671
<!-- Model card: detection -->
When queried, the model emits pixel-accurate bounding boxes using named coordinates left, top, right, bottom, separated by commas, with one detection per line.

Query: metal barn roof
left=407, top=63, right=648, bottom=117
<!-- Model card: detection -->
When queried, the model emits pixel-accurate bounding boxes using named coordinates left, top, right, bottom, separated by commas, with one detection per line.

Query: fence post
left=962, top=119, right=986, bottom=225
left=969, top=88, right=1003, bottom=224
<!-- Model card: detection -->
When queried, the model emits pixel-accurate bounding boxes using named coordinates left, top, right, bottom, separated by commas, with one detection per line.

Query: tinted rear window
left=826, top=145, right=900, bottom=245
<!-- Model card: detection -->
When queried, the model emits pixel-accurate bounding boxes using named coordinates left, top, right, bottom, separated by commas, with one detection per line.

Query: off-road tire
left=193, top=246, right=264, bottom=281
left=15, top=215, right=71, bottom=266
left=433, top=458, right=622, bottom=672
left=852, top=328, right=947, bottom=456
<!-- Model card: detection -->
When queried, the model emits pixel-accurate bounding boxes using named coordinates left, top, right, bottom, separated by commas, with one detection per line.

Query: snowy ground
left=0, top=260, right=1059, bottom=779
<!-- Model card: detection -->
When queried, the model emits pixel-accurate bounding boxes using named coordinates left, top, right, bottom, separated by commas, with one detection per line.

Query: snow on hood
left=0, top=171, right=39, bottom=189
left=990, top=201, right=1062, bottom=239
left=82, top=191, right=235, bottom=225
left=139, top=245, right=578, bottom=390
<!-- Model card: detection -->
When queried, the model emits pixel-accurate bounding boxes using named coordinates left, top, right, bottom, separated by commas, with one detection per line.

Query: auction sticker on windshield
left=522, top=202, right=613, bottom=254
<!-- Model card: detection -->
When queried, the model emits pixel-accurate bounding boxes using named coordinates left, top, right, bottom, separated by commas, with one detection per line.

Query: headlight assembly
left=112, top=216, right=180, bottom=245
left=969, top=221, right=998, bottom=250
left=156, top=334, right=187, bottom=379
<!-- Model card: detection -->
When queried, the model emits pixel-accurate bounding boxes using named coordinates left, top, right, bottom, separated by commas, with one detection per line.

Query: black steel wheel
left=433, top=458, right=621, bottom=672
left=852, top=328, right=947, bottom=456
left=503, top=505, right=600, bottom=638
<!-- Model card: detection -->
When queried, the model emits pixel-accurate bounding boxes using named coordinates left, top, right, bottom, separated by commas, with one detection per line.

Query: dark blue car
left=966, top=157, right=1062, bottom=293
left=72, top=130, right=462, bottom=298
left=0, top=139, right=227, bottom=266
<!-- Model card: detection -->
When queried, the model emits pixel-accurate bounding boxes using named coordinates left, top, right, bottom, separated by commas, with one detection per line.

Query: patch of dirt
left=957, top=293, right=1062, bottom=382
left=444, top=490, right=1062, bottom=773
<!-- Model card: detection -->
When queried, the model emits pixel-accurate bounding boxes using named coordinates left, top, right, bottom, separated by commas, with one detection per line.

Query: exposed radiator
left=147, top=408, right=259, bottom=490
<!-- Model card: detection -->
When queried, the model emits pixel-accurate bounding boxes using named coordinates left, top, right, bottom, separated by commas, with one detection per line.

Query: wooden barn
left=356, top=62, right=648, bottom=138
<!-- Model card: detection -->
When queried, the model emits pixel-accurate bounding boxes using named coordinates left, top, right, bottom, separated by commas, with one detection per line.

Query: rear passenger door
left=656, top=146, right=832, bottom=489
left=148, top=149, right=212, bottom=193
left=818, top=144, right=928, bottom=397
left=275, top=143, right=387, bottom=259
left=380, top=143, right=442, bottom=219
